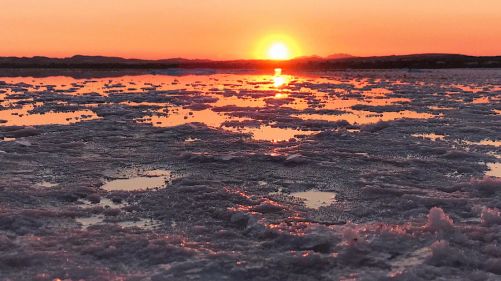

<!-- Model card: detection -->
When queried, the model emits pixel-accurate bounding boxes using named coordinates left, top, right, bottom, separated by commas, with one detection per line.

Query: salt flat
left=0, top=69, right=500, bottom=280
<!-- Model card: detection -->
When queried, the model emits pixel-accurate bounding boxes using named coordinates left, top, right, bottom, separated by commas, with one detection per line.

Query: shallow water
left=1, top=69, right=501, bottom=280
left=102, top=169, right=172, bottom=191
left=0, top=105, right=98, bottom=126
left=468, top=139, right=501, bottom=147
left=412, top=133, right=446, bottom=141
left=290, top=189, right=337, bottom=209
left=78, top=198, right=126, bottom=209
left=36, top=181, right=59, bottom=188
left=116, top=218, right=162, bottom=230
left=487, top=163, right=501, bottom=178
left=76, top=215, right=105, bottom=229
left=76, top=215, right=160, bottom=230
left=0, top=69, right=450, bottom=141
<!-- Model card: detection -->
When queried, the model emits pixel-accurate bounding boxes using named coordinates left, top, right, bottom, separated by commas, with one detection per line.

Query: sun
left=255, top=34, right=301, bottom=60
left=267, top=42, right=290, bottom=60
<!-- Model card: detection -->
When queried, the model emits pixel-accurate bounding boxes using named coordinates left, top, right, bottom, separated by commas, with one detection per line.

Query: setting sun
left=2, top=1, right=501, bottom=280
left=255, top=34, right=301, bottom=60
left=267, top=43, right=290, bottom=60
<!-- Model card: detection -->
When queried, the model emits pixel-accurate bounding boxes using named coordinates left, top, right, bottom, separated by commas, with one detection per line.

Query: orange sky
left=1, top=0, right=500, bottom=59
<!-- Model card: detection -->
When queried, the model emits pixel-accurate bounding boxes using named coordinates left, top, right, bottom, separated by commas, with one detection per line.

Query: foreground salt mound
left=481, top=207, right=501, bottom=226
left=463, top=177, right=501, bottom=196
left=426, top=207, right=454, bottom=232
left=342, top=223, right=362, bottom=245
left=1, top=70, right=501, bottom=280
left=427, top=240, right=467, bottom=267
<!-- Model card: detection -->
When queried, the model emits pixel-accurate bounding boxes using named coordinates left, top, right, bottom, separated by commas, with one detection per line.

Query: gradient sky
left=1, top=0, right=500, bottom=59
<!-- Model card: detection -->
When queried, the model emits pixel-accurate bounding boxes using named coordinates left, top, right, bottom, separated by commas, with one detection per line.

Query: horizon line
left=2, top=52, right=500, bottom=62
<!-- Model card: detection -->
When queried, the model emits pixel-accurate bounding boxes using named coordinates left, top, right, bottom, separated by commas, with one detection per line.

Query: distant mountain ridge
left=293, top=54, right=355, bottom=61
left=0, top=55, right=212, bottom=65
left=0, top=54, right=500, bottom=69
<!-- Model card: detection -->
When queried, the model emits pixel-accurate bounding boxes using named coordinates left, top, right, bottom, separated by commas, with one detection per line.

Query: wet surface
left=36, top=181, right=59, bottom=188
left=1, top=69, right=500, bottom=280
left=101, top=169, right=172, bottom=191
left=487, top=163, right=501, bottom=178
left=0, top=69, right=442, bottom=141
left=468, top=139, right=501, bottom=147
left=290, top=189, right=337, bottom=209
left=412, top=133, right=446, bottom=141
left=0, top=105, right=99, bottom=126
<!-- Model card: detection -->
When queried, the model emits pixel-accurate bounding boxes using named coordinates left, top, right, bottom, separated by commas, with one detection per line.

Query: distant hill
left=326, top=53, right=355, bottom=59
left=0, top=54, right=500, bottom=69
left=291, top=54, right=355, bottom=63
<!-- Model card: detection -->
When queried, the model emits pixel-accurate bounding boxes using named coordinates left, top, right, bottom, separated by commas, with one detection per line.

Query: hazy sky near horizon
left=1, top=0, right=500, bottom=59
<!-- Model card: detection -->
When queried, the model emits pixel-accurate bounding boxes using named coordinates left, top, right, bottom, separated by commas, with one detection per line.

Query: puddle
left=36, top=181, right=59, bottom=188
left=142, top=107, right=316, bottom=142
left=471, top=97, right=490, bottom=104
left=487, top=163, right=501, bottom=178
left=76, top=215, right=105, bottom=229
left=76, top=215, right=161, bottom=230
left=477, top=140, right=501, bottom=147
left=142, top=108, right=249, bottom=128
left=290, top=189, right=337, bottom=209
left=412, top=133, right=446, bottom=141
left=102, top=169, right=172, bottom=191
left=465, top=139, right=501, bottom=147
left=428, top=106, right=455, bottom=111
left=116, top=218, right=162, bottom=230
left=453, top=84, right=484, bottom=93
left=237, top=125, right=317, bottom=142
left=0, top=105, right=99, bottom=126
left=185, top=137, right=201, bottom=143
left=294, top=110, right=436, bottom=125
left=78, top=198, right=127, bottom=209
left=457, top=139, right=501, bottom=147
left=102, top=176, right=168, bottom=192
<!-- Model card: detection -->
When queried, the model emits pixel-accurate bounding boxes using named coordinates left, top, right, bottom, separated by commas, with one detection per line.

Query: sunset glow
left=1, top=0, right=500, bottom=59
left=267, top=43, right=290, bottom=60
left=2, top=1, right=501, bottom=280
left=255, top=34, right=302, bottom=60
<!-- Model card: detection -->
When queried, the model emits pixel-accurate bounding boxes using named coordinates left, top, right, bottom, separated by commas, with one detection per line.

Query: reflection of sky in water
left=2, top=69, right=496, bottom=142
left=487, top=163, right=501, bottom=178
left=0, top=104, right=98, bottom=126
left=141, top=107, right=316, bottom=142
left=144, top=108, right=249, bottom=128
left=291, top=189, right=337, bottom=209
left=294, top=111, right=435, bottom=125
left=464, top=139, right=501, bottom=147
left=101, top=169, right=172, bottom=192
left=236, top=126, right=317, bottom=142
left=412, top=133, right=446, bottom=141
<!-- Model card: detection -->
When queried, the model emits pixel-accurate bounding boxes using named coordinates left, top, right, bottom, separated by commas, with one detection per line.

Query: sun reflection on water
left=0, top=68, right=456, bottom=142
left=273, top=68, right=288, bottom=88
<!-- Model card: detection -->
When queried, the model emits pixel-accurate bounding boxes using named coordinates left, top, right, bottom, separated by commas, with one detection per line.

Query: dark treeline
left=0, top=54, right=500, bottom=70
